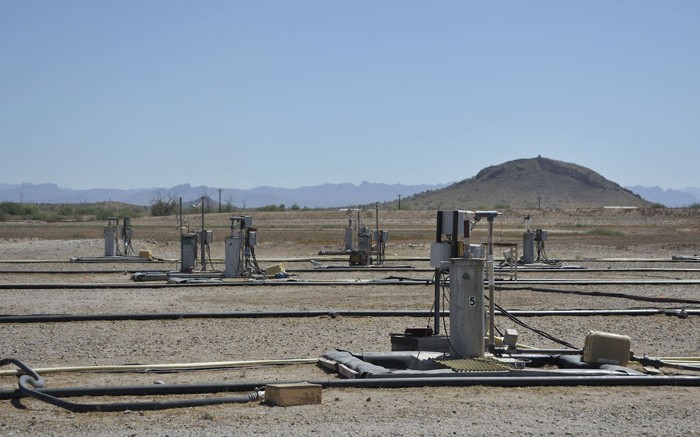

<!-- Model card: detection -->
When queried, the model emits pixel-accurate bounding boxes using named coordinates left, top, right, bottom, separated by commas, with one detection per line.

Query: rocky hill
left=399, top=156, right=655, bottom=210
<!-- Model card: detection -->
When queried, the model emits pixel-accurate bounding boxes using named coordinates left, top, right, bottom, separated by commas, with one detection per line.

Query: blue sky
left=1, top=1, right=698, bottom=190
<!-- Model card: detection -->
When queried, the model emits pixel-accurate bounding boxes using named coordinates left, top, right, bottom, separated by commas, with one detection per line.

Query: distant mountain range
left=0, top=181, right=448, bottom=209
left=626, top=185, right=699, bottom=208
left=1, top=165, right=698, bottom=209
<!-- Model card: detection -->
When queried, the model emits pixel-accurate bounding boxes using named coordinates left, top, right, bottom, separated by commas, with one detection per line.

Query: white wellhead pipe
left=449, top=257, right=485, bottom=358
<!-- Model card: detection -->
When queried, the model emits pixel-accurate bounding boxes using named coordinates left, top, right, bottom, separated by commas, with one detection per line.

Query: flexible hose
left=632, top=355, right=700, bottom=373
left=17, top=374, right=263, bottom=412
left=494, top=302, right=578, bottom=349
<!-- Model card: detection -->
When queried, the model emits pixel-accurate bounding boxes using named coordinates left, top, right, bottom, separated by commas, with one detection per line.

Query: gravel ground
left=1, top=211, right=699, bottom=436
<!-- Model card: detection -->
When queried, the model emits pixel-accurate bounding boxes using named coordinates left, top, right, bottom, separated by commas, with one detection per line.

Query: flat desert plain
left=0, top=208, right=699, bottom=436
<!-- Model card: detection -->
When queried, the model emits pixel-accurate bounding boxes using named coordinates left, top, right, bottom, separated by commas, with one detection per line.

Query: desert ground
left=0, top=208, right=699, bottom=436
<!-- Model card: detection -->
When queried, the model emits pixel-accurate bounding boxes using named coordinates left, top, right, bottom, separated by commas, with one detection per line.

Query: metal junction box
left=439, top=211, right=465, bottom=237
left=535, top=229, right=548, bottom=241
left=373, top=230, right=389, bottom=243
left=430, top=242, right=452, bottom=268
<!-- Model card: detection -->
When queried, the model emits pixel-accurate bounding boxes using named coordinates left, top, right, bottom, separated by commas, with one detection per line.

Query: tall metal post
left=200, top=196, right=206, bottom=271
left=434, top=211, right=442, bottom=335
left=375, top=202, right=379, bottom=234
left=179, top=197, right=183, bottom=232
left=179, top=197, right=183, bottom=272
left=487, top=217, right=495, bottom=350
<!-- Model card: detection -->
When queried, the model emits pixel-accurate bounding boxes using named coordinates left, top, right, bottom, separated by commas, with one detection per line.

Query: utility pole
left=375, top=202, right=379, bottom=233
left=218, top=189, right=222, bottom=213
left=398, top=194, right=401, bottom=211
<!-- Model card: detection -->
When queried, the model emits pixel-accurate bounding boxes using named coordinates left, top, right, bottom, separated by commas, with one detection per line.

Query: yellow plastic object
left=138, top=250, right=152, bottom=259
left=266, top=264, right=285, bottom=275
left=583, top=331, right=631, bottom=366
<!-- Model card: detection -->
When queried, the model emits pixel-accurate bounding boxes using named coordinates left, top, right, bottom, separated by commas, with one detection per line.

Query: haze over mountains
left=0, top=181, right=446, bottom=209
left=626, top=186, right=700, bottom=208
left=1, top=157, right=698, bottom=208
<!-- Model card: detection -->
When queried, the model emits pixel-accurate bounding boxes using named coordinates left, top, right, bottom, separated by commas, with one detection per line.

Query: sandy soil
left=0, top=209, right=699, bottom=436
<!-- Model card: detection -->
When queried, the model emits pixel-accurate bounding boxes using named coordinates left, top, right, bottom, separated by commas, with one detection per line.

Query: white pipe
left=0, top=358, right=317, bottom=377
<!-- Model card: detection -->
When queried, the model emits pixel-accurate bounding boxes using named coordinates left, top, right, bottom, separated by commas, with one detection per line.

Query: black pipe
left=7, top=267, right=700, bottom=275
left=497, top=279, right=700, bottom=285
left=0, top=308, right=696, bottom=324
left=2, top=257, right=699, bottom=266
left=0, top=278, right=433, bottom=290
left=288, top=267, right=418, bottom=273
left=0, top=310, right=431, bottom=323
left=17, top=374, right=260, bottom=412
left=4, top=277, right=700, bottom=290
left=205, top=265, right=700, bottom=275
left=500, top=285, right=700, bottom=306
left=3, top=375, right=700, bottom=404
left=558, top=258, right=700, bottom=264
left=0, top=269, right=172, bottom=275
left=0, top=381, right=264, bottom=400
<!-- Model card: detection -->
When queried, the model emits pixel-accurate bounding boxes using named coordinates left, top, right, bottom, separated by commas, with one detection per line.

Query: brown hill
left=401, top=156, right=655, bottom=210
